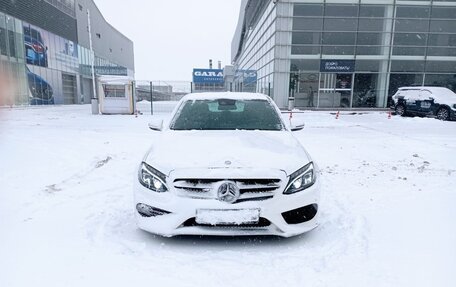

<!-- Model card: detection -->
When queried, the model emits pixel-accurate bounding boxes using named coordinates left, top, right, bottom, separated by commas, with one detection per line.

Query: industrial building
left=0, top=0, right=134, bottom=105
left=232, top=0, right=456, bottom=109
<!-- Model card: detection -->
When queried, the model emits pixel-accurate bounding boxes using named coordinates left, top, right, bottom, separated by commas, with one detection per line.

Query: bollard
left=288, top=97, right=295, bottom=111
left=91, top=98, right=99, bottom=115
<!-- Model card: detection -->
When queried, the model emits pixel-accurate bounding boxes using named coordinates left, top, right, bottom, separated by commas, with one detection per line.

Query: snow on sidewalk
left=0, top=105, right=455, bottom=287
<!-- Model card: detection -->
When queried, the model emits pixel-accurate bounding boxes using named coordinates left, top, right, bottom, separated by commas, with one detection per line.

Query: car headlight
left=138, top=162, right=168, bottom=192
left=284, top=162, right=316, bottom=194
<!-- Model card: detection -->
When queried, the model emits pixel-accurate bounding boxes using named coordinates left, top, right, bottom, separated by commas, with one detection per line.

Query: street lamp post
left=87, top=9, right=99, bottom=115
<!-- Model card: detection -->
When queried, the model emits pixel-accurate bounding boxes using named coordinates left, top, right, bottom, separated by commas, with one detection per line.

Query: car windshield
left=170, top=99, right=284, bottom=131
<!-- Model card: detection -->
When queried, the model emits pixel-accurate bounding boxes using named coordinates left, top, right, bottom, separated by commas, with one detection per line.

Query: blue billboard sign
left=238, top=70, right=257, bottom=83
left=193, top=69, right=224, bottom=84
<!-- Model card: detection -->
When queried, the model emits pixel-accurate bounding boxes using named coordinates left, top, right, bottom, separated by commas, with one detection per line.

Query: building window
left=353, top=74, right=382, bottom=108
left=359, top=5, right=387, bottom=18
left=293, top=18, right=323, bottom=31
left=396, top=6, right=430, bottom=19
left=389, top=74, right=424, bottom=96
left=358, top=19, right=386, bottom=32
left=103, top=85, right=125, bottom=98
left=391, top=61, right=425, bottom=73
left=294, top=4, right=323, bottom=17
left=324, top=18, right=358, bottom=31
left=292, top=32, right=321, bottom=45
left=324, top=5, right=358, bottom=18
left=322, top=32, right=356, bottom=46
left=291, top=45, right=321, bottom=55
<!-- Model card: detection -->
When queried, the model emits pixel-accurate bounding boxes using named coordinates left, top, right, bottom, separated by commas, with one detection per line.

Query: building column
left=377, top=4, right=395, bottom=107
left=273, top=0, right=293, bottom=109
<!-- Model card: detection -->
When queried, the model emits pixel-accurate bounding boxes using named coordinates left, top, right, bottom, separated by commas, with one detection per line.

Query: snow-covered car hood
left=144, top=130, right=311, bottom=176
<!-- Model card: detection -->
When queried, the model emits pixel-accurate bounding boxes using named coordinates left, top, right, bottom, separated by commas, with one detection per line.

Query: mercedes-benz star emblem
left=217, top=181, right=240, bottom=203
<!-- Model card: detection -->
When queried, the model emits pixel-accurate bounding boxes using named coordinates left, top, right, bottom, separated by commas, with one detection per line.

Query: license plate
left=196, top=209, right=260, bottom=225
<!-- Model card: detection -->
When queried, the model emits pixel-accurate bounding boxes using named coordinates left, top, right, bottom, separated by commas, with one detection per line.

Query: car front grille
left=173, top=178, right=281, bottom=203
left=181, top=217, right=271, bottom=228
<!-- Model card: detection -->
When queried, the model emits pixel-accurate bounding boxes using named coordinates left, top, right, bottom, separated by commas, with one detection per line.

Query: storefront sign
left=79, top=65, right=128, bottom=76
left=193, top=69, right=224, bottom=84
left=320, top=60, right=355, bottom=73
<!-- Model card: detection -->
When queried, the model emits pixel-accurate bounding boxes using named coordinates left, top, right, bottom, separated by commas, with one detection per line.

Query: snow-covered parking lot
left=1, top=103, right=455, bottom=287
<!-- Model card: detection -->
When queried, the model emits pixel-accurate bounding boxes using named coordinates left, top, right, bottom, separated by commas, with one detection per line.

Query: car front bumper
left=449, top=109, right=456, bottom=120
left=133, top=176, right=321, bottom=238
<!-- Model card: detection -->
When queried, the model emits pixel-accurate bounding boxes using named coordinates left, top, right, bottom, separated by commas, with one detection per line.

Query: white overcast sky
left=94, top=0, right=242, bottom=81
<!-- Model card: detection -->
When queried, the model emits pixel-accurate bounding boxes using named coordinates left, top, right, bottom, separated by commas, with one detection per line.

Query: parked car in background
left=24, top=26, right=48, bottom=67
left=27, top=67, right=54, bottom=105
left=134, top=92, right=320, bottom=237
left=392, top=87, right=456, bottom=121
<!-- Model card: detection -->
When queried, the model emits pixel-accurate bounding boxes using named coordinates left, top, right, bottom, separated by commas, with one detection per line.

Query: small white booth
left=98, top=76, right=135, bottom=115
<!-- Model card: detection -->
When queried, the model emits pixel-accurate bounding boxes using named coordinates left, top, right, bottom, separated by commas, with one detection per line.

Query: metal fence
left=134, top=80, right=268, bottom=114
left=135, top=81, right=191, bottom=114
left=133, top=79, right=277, bottom=114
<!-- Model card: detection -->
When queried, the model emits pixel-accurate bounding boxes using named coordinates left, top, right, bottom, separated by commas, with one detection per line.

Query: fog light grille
left=282, top=204, right=318, bottom=225
left=136, top=203, right=170, bottom=218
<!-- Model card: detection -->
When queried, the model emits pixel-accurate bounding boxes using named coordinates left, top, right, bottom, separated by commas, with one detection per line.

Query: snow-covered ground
left=1, top=102, right=455, bottom=287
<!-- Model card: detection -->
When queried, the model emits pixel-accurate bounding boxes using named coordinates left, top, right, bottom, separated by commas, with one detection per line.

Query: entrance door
left=62, top=73, right=77, bottom=104
left=318, top=73, right=353, bottom=108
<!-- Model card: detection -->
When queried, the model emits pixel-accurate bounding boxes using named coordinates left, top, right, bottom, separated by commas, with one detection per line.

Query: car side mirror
left=290, top=119, right=305, bottom=131
left=148, top=119, right=163, bottom=131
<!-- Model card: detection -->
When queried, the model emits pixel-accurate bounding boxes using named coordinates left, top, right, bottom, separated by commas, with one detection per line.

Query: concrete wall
left=76, top=0, right=134, bottom=71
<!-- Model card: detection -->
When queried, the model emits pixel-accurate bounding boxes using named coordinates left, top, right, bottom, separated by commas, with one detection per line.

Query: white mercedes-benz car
left=134, top=93, right=320, bottom=237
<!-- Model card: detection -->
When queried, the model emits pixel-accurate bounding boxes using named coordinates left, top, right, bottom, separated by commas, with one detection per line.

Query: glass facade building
left=0, top=0, right=134, bottom=106
left=232, top=0, right=456, bottom=109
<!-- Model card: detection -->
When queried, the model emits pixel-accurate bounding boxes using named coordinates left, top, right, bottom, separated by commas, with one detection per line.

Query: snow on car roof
left=398, top=86, right=456, bottom=96
left=397, top=86, right=456, bottom=105
left=181, top=92, right=270, bottom=101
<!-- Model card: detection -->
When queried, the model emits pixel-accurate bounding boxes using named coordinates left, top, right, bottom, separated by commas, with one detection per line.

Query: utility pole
left=150, top=81, right=153, bottom=115
left=88, top=9, right=99, bottom=114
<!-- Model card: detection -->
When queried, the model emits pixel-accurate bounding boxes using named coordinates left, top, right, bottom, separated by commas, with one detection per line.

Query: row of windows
left=291, top=59, right=456, bottom=73
left=44, top=0, right=76, bottom=17
left=293, top=17, right=456, bottom=33
left=78, top=45, right=126, bottom=76
left=236, top=1, right=277, bottom=84
left=293, top=4, right=456, bottom=19
left=237, top=3, right=276, bottom=73
left=292, top=45, right=456, bottom=57
left=293, top=32, right=456, bottom=46
left=285, top=72, right=456, bottom=108
left=241, top=1, right=276, bottom=60
left=291, top=32, right=456, bottom=56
